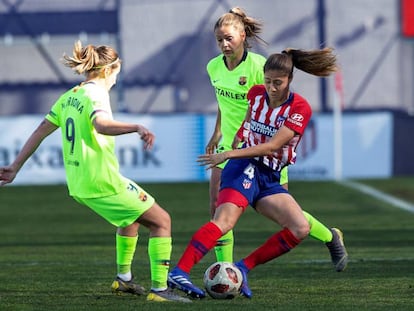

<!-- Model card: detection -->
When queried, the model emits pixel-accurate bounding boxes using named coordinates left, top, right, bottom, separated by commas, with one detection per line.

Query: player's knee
left=212, top=220, right=233, bottom=235
left=146, top=204, right=171, bottom=234
left=296, top=222, right=310, bottom=239
left=159, top=210, right=171, bottom=230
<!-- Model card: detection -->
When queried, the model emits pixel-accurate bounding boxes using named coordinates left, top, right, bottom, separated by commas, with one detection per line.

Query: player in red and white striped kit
left=237, top=88, right=310, bottom=171
left=168, top=47, right=347, bottom=299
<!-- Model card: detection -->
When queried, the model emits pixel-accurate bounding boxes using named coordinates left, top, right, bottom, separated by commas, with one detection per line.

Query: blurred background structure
left=1, top=0, right=414, bottom=184
left=1, top=0, right=413, bottom=115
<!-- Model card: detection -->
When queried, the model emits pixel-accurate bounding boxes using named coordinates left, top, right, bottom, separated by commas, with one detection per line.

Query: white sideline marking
left=339, top=180, right=414, bottom=213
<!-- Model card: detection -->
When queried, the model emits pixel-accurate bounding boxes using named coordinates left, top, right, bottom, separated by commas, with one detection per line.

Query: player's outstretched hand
left=137, top=125, right=155, bottom=150
left=205, top=134, right=221, bottom=154
left=0, top=166, right=17, bottom=186
left=197, top=152, right=228, bottom=170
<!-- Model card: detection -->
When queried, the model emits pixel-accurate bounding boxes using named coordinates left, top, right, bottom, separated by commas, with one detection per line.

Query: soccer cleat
left=111, top=276, right=146, bottom=296
left=167, top=267, right=206, bottom=298
left=147, top=288, right=192, bottom=303
left=326, top=228, right=349, bottom=272
left=234, top=260, right=252, bottom=299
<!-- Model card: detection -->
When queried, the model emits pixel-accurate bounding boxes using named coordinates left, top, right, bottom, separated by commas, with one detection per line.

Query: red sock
left=243, top=228, right=301, bottom=270
left=177, top=222, right=223, bottom=273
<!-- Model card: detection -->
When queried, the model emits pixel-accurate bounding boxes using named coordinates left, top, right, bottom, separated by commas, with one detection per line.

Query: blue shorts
left=218, top=158, right=288, bottom=209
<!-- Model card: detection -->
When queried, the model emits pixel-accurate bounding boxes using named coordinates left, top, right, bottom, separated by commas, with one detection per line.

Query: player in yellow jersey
left=205, top=7, right=348, bottom=272
left=0, top=41, right=190, bottom=303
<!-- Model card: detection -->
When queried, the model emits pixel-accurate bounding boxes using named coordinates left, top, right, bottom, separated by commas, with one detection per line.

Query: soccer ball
left=203, top=261, right=243, bottom=299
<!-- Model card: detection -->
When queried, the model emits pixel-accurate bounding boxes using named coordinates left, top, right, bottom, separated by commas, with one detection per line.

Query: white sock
left=117, top=272, right=132, bottom=281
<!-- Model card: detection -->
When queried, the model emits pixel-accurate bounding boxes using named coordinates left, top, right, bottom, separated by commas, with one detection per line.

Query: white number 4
left=243, top=164, right=255, bottom=179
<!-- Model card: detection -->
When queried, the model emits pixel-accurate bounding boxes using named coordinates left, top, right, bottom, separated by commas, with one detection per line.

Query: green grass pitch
left=1, top=178, right=414, bottom=310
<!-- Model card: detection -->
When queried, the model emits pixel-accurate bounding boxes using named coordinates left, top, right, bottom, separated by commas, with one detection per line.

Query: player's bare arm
left=206, top=107, right=222, bottom=154
left=93, top=115, right=155, bottom=150
left=232, top=106, right=252, bottom=149
left=198, top=126, right=295, bottom=169
left=0, top=119, right=57, bottom=186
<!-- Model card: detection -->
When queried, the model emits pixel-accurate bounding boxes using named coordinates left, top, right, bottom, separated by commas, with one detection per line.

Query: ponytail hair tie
left=92, top=57, right=120, bottom=70
left=229, top=9, right=244, bottom=19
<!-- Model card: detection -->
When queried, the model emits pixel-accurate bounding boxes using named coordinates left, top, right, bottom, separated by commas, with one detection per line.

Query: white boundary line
left=339, top=180, right=414, bottom=213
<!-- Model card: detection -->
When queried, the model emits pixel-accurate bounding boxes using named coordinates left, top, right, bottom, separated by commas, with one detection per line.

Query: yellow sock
left=116, top=234, right=138, bottom=276
left=148, top=237, right=172, bottom=290
left=303, top=211, right=333, bottom=243
left=214, top=230, right=234, bottom=262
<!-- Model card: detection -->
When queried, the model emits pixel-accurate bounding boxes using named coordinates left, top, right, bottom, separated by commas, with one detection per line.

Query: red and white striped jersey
left=243, top=85, right=312, bottom=171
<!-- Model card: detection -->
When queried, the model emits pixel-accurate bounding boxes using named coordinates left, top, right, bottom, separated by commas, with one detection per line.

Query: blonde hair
left=62, top=41, right=120, bottom=76
left=264, top=47, right=338, bottom=78
left=214, top=7, right=266, bottom=48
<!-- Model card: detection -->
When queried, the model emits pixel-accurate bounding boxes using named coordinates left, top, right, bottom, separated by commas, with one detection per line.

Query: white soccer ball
left=203, top=261, right=243, bottom=299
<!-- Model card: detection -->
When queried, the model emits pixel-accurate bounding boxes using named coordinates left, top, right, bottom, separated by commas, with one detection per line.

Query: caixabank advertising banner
left=0, top=112, right=393, bottom=185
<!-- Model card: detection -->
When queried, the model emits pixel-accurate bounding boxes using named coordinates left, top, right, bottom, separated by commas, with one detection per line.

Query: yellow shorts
left=280, top=166, right=288, bottom=185
left=73, top=179, right=155, bottom=228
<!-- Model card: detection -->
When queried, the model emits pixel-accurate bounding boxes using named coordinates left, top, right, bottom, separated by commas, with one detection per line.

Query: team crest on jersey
left=139, top=192, right=148, bottom=202
left=276, top=115, right=286, bottom=129
left=239, top=76, right=247, bottom=85
left=242, top=178, right=252, bottom=189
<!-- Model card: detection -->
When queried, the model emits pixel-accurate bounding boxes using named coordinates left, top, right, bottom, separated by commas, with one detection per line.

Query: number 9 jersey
left=45, top=82, right=125, bottom=198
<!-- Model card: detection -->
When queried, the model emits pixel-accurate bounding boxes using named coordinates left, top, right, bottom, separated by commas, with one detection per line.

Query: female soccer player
left=0, top=41, right=190, bottom=303
left=206, top=7, right=347, bottom=271
left=168, top=47, right=347, bottom=299
left=206, top=7, right=279, bottom=262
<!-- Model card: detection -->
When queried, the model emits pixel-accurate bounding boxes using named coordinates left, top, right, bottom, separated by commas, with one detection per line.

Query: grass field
left=1, top=177, right=414, bottom=310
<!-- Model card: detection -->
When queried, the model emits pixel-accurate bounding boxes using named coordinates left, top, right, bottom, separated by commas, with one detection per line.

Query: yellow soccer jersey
left=207, top=51, right=266, bottom=150
left=45, top=82, right=124, bottom=198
